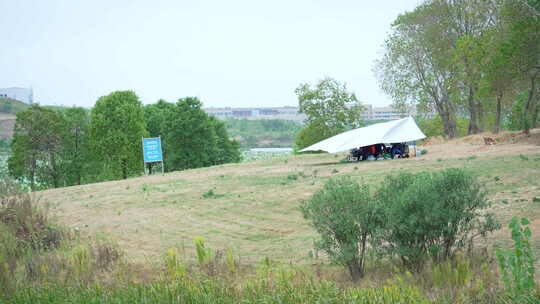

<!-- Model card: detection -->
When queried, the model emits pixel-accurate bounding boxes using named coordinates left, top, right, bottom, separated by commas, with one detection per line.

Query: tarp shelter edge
left=300, top=116, right=426, bottom=153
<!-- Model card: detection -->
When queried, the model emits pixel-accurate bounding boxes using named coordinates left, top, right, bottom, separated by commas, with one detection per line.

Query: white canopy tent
left=300, top=116, right=426, bottom=153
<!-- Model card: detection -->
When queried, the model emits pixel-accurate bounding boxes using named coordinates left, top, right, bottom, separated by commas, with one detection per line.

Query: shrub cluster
left=0, top=178, right=123, bottom=295
left=301, top=168, right=500, bottom=280
left=0, top=179, right=64, bottom=292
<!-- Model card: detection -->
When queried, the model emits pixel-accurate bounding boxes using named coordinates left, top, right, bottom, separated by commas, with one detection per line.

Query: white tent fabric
left=300, top=116, right=426, bottom=153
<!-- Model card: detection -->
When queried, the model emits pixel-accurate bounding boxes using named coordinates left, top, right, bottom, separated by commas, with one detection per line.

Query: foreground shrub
left=300, top=176, right=380, bottom=280
left=0, top=179, right=65, bottom=294
left=377, top=169, right=499, bottom=271
left=0, top=180, right=62, bottom=253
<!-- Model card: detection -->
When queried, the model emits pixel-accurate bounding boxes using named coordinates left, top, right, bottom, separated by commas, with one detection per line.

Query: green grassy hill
left=0, top=97, right=30, bottom=114
left=3, top=131, right=540, bottom=303
left=42, top=132, right=540, bottom=263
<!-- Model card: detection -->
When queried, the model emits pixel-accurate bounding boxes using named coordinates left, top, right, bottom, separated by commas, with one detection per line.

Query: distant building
left=0, top=87, right=33, bottom=104
left=204, top=104, right=413, bottom=122
left=204, top=106, right=306, bottom=122
left=259, top=108, right=279, bottom=116
left=232, top=109, right=254, bottom=117
left=361, top=104, right=413, bottom=121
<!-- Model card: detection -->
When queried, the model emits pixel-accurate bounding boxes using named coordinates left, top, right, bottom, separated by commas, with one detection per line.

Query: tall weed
left=496, top=217, right=539, bottom=302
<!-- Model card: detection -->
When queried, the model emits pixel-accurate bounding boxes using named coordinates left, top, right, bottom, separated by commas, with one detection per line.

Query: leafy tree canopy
left=89, top=91, right=147, bottom=180
left=161, top=97, right=240, bottom=171
left=8, top=105, right=66, bottom=189
left=296, top=77, right=364, bottom=131
left=295, top=77, right=364, bottom=150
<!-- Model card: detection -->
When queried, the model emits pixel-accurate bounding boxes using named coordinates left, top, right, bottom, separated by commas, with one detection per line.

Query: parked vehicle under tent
left=300, top=116, right=426, bottom=161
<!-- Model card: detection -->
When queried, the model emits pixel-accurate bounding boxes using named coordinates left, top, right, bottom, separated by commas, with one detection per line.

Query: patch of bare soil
left=419, top=129, right=540, bottom=160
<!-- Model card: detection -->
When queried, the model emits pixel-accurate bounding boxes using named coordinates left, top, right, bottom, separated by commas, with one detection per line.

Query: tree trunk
left=30, top=158, right=36, bottom=191
left=523, top=71, right=539, bottom=135
left=75, top=129, right=81, bottom=185
left=359, top=234, right=368, bottom=277
left=440, top=110, right=457, bottom=139
left=495, top=92, right=503, bottom=134
left=122, top=159, right=128, bottom=179
left=532, top=100, right=540, bottom=130
left=477, top=97, right=484, bottom=132
left=51, top=152, right=58, bottom=188
left=467, top=87, right=480, bottom=135
left=346, top=259, right=363, bottom=281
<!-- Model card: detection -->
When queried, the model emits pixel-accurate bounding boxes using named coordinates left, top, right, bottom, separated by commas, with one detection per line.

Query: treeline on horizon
left=7, top=91, right=241, bottom=190
left=375, top=0, right=540, bottom=138
left=224, top=118, right=302, bottom=149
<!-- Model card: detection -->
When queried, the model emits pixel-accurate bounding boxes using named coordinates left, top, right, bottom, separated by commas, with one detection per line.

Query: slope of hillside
left=0, top=97, right=30, bottom=114
left=42, top=130, right=540, bottom=263
left=0, top=97, right=29, bottom=139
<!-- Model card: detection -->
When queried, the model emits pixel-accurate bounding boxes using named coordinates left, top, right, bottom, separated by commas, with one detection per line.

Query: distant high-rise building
left=0, top=87, right=33, bottom=104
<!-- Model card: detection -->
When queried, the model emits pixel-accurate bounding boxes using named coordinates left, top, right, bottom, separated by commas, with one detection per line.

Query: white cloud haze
left=1, top=0, right=420, bottom=108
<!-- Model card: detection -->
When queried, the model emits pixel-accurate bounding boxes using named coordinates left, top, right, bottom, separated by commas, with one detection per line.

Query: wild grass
left=1, top=178, right=540, bottom=303
left=1, top=236, right=533, bottom=304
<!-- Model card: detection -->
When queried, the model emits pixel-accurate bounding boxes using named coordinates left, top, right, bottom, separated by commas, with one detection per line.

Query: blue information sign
left=142, top=137, right=163, bottom=163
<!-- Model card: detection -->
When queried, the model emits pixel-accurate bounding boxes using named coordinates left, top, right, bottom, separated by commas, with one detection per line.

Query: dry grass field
left=40, top=130, right=540, bottom=265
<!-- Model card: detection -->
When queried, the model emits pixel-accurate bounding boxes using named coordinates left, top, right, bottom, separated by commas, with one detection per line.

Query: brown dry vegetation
left=40, top=129, right=540, bottom=266
left=0, top=114, right=16, bottom=139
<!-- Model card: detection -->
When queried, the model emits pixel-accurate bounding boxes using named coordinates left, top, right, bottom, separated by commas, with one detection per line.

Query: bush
left=300, top=176, right=381, bottom=280
left=0, top=180, right=63, bottom=253
left=287, top=174, right=298, bottom=181
left=0, top=179, right=65, bottom=293
left=377, top=169, right=499, bottom=271
left=202, top=189, right=215, bottom=198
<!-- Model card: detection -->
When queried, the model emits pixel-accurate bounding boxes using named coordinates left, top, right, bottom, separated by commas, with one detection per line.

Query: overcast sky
left=1, top=0, right=420, bottom=108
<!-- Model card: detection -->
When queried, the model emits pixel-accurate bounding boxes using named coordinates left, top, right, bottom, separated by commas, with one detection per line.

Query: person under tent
left=390, top=143, right=403, bottom=159
left=348, top=142, right=412, bottom=162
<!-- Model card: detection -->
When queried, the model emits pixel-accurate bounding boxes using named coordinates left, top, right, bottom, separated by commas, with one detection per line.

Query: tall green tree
left=500, top=0, right=540, bottom=133
left=161, top=97, right=240, bottom=171
left=61, top=107, right=91, bottom=185
left=376, top=0, right=540, bottom=137
left=143, top=99, right=175, bottom=137
left=209, top=116, right=241, bottom=164
left=89, top=91, right=147, bottom=180
left=375, top=1, right=459, bottom=138
left=8, top=105, right=66, bottom=189
left=295, top=77, right=364, bottom=149
left=447, top=0, right=495, bottom=134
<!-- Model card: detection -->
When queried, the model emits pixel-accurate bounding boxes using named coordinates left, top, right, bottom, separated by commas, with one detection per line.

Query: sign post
left=142, top=136, right=164, bottom=174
